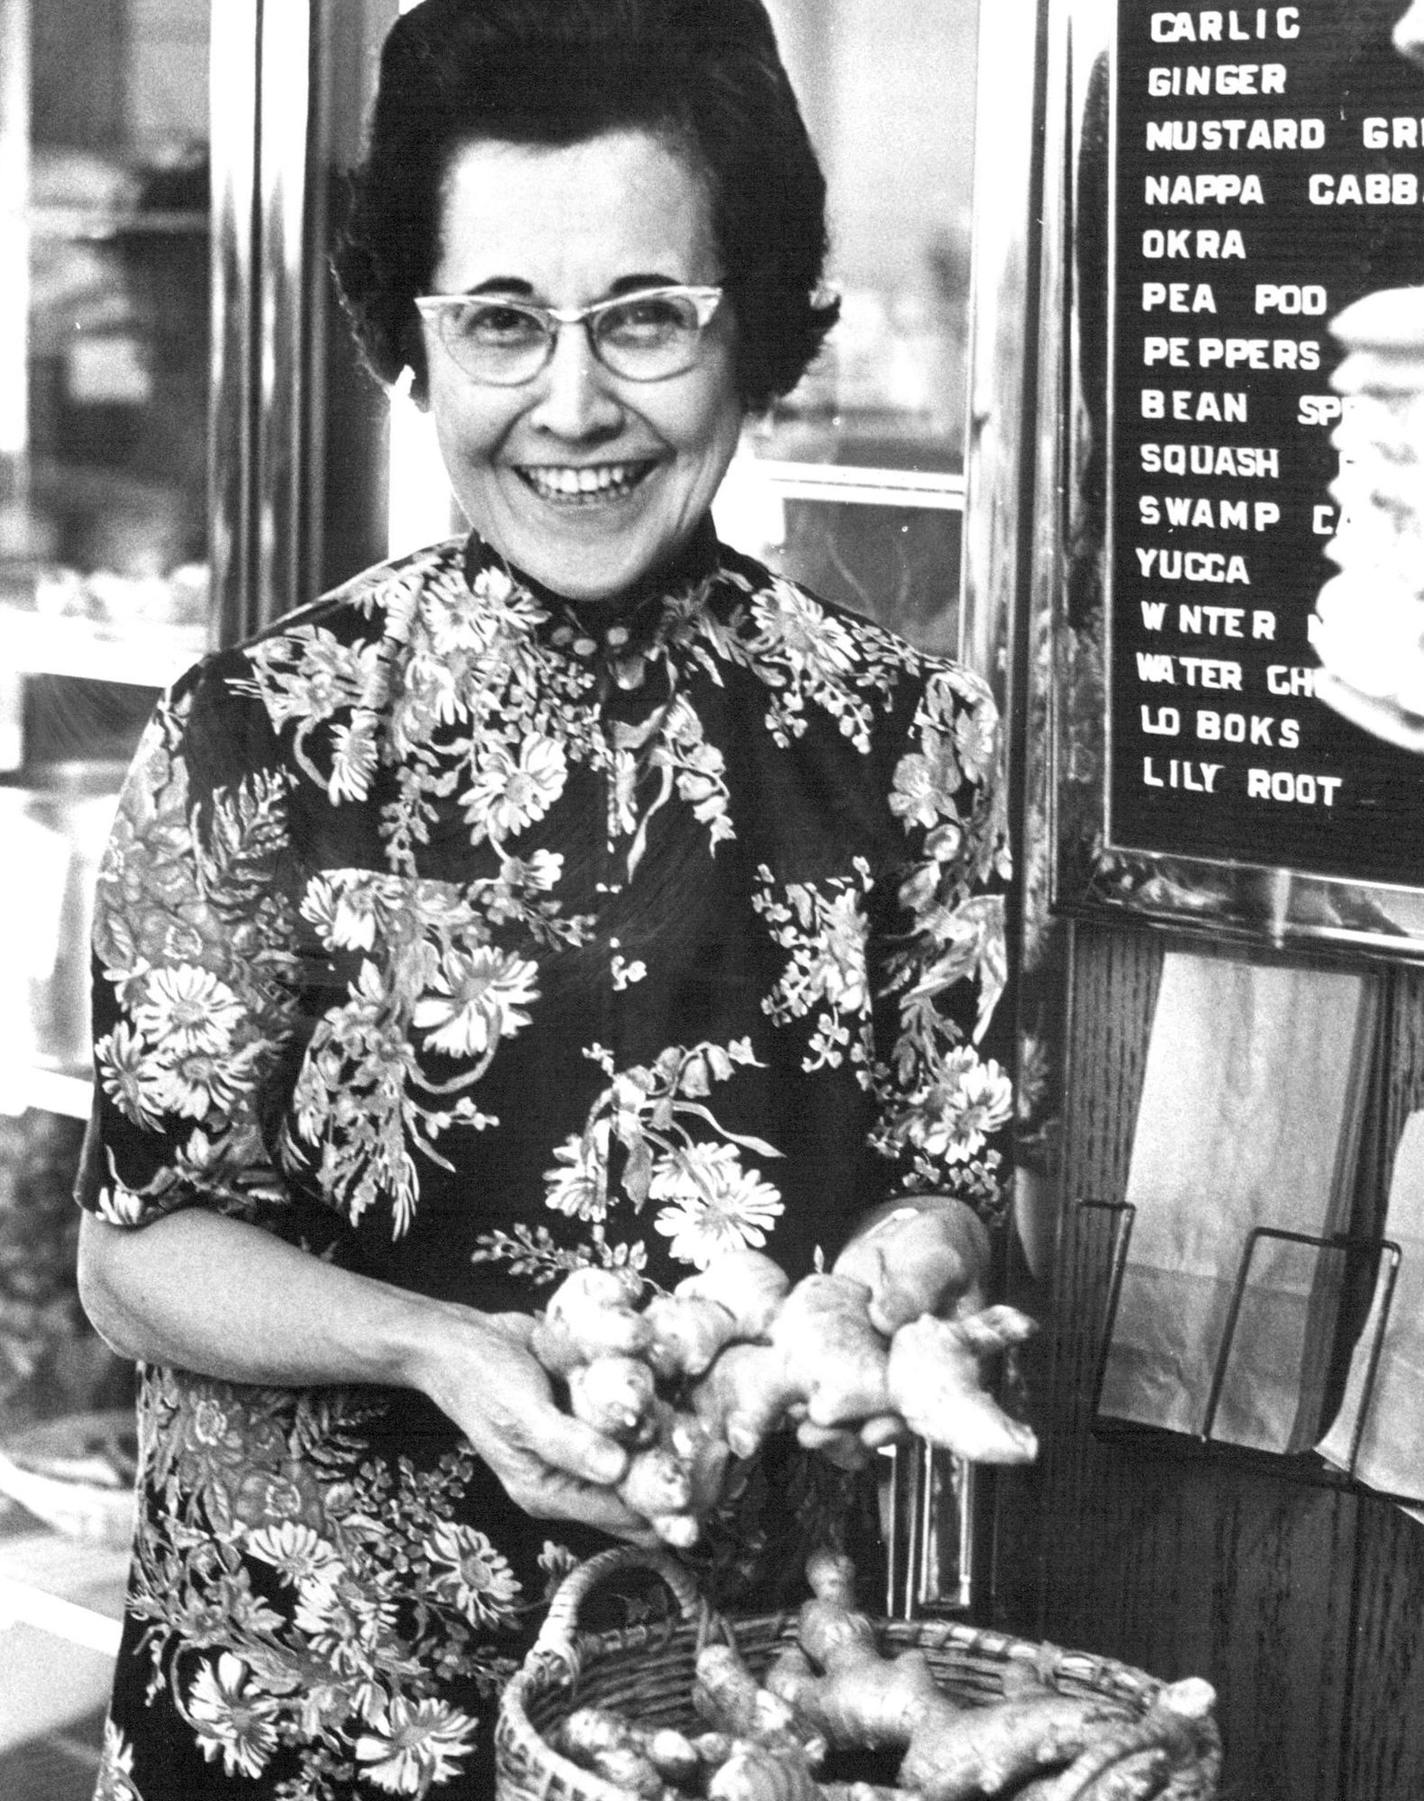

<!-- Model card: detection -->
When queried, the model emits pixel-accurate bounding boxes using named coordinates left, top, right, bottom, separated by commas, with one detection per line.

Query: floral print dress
left=79, top=523, right=1012, bottom=1800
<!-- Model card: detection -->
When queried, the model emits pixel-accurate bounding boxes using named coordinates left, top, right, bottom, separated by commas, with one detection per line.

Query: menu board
left=1108, top=2, right=1424, bottom=886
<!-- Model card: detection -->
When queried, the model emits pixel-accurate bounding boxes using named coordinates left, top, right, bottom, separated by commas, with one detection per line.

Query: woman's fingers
left=523, top=1402, right=629, bottom=1489
left=418, top=1305, right=653, bottom=1530
left=500, top=1457, right=650, bottom=1536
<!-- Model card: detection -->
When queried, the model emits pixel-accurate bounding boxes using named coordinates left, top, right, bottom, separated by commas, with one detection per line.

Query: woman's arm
left=78, top=679, right=656, bottom=1541
left=78, top=1208, right=650, bottom=1538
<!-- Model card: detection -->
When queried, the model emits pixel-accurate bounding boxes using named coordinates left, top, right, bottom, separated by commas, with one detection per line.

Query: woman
left=77, top=1, right=1014, bottom=1795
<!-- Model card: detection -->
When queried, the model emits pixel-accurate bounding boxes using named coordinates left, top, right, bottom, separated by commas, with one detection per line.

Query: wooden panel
left=1338, top=966, right=1424, bottom=1797
left=1016, top=922, right=1370, bottom=1800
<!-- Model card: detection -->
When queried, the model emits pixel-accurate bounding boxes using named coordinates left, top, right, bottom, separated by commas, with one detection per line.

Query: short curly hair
left=332, top=0, right=839, bottom=412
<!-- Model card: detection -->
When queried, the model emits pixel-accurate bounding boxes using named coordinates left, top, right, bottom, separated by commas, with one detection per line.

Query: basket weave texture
left=496, top=1545, right=1216, bottom=1801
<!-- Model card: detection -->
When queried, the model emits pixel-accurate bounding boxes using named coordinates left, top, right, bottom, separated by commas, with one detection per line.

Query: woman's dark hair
left=332, top=0, right=839, bottom=410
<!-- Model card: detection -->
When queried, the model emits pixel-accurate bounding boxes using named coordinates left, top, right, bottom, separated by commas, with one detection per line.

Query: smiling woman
left=416, top=130, right=746, bottom=602
left=73, top=3, right=1017, bottom=1797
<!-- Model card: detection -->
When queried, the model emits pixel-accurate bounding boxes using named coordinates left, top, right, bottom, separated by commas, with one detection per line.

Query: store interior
left=5, top=3, right=1424, bottom=1799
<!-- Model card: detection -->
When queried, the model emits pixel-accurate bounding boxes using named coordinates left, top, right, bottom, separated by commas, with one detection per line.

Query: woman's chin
left=478, top=488, right=701, bottom=604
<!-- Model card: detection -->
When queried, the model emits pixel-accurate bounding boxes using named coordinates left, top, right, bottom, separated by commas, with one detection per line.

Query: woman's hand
left=78, top=1210, right=658, bottom=1541
left=832, top=1195, right=991, bottom=1333
left=796, top=1195, right=1000, bottom=1469
left=405, top=1303, right=658, bottom=1542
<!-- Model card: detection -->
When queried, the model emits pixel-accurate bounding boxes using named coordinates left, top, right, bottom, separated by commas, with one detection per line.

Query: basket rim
left=495, top=1557, right=1176, bottom=1801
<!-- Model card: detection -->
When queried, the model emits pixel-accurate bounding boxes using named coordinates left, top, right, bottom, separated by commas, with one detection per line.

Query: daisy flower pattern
left=412, top=945, right=541, bottom=1057
left=187, top=1653, right=283, bottom=1780
left=354, top=1697, right=480, bottom=1796
left=650, top=1140, right=784, bottom=1266
left=464, top=735, right=569, bottom=842
left=423, top=1521, right=520, bottom=1623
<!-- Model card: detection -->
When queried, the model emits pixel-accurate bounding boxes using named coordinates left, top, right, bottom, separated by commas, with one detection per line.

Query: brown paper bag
left=1318, top=1110, right=1424, bottom=1508
left=1098, top=954, right=1376, bottom=1453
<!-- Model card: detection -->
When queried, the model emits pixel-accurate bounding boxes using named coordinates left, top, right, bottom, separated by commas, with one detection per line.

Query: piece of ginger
left=833, top=1203, right=991, bottom=1335
left=885, top=1308, right=1038, bottom=1463
left=529, top=1266, right=650, bottom=1376
left=691, top=1274, right=891, bottom=1456
left=566, top=1353, right=657, bottom=1440
left=617, top=1403, right=729, bottom=1546
left=556, top=1705, right=700, bottom=1797
left=770, top=1551, right=952, bottom=1754
left=773, top=1554, right=1143, bottom=1801
left=644, top=1250, right=791, bottom=1381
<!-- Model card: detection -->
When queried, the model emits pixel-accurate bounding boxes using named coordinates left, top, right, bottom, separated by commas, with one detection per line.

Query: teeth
left=521, top=463, right=650, bottom=501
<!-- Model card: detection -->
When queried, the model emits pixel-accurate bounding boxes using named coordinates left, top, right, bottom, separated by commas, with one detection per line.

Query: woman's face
left=421, top=129, right=745, bottom=603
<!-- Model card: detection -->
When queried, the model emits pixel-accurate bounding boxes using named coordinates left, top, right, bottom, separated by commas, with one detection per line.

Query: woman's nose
left=528, top=322, right=624, bottom=438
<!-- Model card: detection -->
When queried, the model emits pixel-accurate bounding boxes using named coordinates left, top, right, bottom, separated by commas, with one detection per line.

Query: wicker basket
left=496, top=1545, right=1221, bottom=1801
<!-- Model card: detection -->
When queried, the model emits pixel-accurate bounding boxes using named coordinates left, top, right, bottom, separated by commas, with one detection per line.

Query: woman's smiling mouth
left=516, top=461, right=658, bottom=504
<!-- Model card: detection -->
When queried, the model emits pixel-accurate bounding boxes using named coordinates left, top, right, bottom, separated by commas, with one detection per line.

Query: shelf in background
left=0, top=606, right=205, bottom=689
left=746, top=457, right=966, bottom=510
left=0, top=1069, right=93, bottom=1123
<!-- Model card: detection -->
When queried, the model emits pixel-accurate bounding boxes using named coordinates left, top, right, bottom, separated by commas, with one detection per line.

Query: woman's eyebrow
left=441, top=271, right=687, bottom=300
left=607, top=271, right=684, bottom=293
left=454, top=277, right=537, bottom=297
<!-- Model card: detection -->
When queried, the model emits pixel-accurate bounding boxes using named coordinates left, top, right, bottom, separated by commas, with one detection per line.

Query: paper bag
left=1097, top=954, right=1376, bottom=1453
left=1318, top=1110, right=1424, bottom=1509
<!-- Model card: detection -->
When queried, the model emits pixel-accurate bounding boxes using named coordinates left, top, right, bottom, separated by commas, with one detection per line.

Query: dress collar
left=460, top=516, right=724, bottom=689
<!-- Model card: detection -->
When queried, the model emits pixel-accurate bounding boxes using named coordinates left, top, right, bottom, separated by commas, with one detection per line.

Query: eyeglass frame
left=412, top=283, right=727, bottom=385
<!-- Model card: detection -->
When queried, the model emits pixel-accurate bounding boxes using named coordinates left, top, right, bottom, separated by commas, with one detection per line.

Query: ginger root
left=690, top=1267, right=1036, bottom=1467
left=767, top=1553, right=1163, bottom=1801
left=646, top=1250, right=792, bottom=1381
left=618, top=1403, right=729, bottom=1547
left=885, top=1309, right=1038, bottom=1464
left=693, top=1642, right=819, bottom=1762
left=707, top=1743, right=821, bottom=1801
left=643, top=1292, right=744, bottom=1383
left=529, top=1242, right=1038, bottom=1546
left=556, top=1705, right=701, bottom=1796
left=530, top=1266, right=650, bottom=1375
left=771, top=1550, right=960, bottom=1754
left=689, top=1274, right=891, bottom=1456
left=567, top=1352, right=657, bottom=1440
left=1032, top=1676, right=1221, bottom=1801
left=833, top=1203, right=991, bottom=1334
left=897, top=1690, right=1143, bottom=1801
left=678, top=1247, right=791, bottom=1340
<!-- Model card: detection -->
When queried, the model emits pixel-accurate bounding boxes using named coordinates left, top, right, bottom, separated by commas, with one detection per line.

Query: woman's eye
left=604, top=297, right=687, bottom=342
left=457, top=304, right=543, bottom=346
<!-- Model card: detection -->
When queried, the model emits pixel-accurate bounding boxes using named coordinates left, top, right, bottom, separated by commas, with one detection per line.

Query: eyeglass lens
left=431, top=291, right=713, bottom=383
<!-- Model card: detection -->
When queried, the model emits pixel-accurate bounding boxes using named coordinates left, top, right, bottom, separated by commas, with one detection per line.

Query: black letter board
left=1107, top=2, right=1424, bottom=886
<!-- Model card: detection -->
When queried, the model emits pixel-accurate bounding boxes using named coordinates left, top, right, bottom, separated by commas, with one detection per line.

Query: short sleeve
left=868, top=661, right=1014, bottom=1221
left=77, top=667, right=304, bottom=1231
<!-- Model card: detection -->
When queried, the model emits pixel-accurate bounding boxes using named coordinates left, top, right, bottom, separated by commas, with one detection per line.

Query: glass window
left=759, top=0, right=978, bottom=474
left=0, top=9, right=210, bottom=1781
left=715, top=0, right=980, bottom=655
left=0, top=0, right=208, bottom=1108
left=0, top=0, right=211, bottom=717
